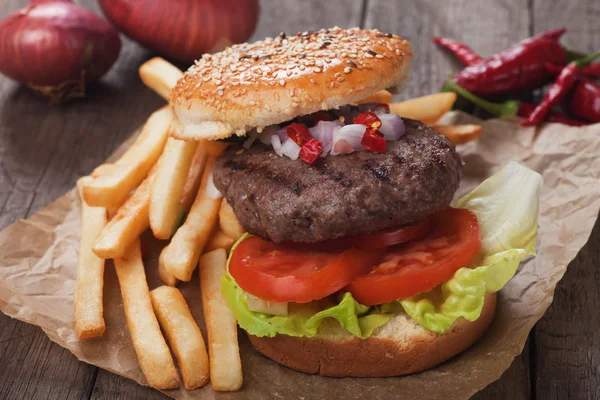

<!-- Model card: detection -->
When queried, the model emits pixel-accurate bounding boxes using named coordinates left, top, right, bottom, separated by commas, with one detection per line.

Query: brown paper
left=1, top=111, right=599, bottom=400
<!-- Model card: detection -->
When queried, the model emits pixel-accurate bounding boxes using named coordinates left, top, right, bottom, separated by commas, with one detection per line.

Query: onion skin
left=0, top=1, right=121, bottom=103
left=98, top=0, right=259, bottom=63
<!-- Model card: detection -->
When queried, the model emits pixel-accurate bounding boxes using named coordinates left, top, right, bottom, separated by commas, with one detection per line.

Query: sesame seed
left=218, top=90, right=224, bottom=96
left=344, top=67, right=352, bottom=73
left=279, top=79, right=286, bottom=86
left=334, top=72, right=341, bottom=78
left=337, top=77, right=345, bottom=82
left=367, top=50, right=377, bottom=56
left=291, top=101, right=299, bottom=108
left=347, top=60, right=357, bottom=67
left=264, top=104, right=271, bottom=111
left=365, top=53, right=374, bottom=58
left=313, top=67, right=322, bottom=73
left=375, top=54, right=384, bottom=59
left=329, top=81, right=335, bottom=88
left=249, top=100, right=256, bottom=106
left=310, top=79, right=317, bottom=85
left=274, top=93, right=280, bottom=100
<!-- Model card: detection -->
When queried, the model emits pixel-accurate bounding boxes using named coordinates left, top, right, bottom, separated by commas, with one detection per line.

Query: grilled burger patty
left=213, top=119, right=462, bottom=243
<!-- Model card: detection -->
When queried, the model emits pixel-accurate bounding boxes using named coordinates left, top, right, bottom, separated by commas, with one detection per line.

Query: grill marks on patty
left=213, top=119, right=462, bottom=243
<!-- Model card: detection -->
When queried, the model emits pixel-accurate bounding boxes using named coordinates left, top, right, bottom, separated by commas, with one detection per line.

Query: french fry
left=158, top=247, right=178, bottom=287
left=219, top=201, right=244, bottom=240
left=390, top=92, right=457, bottom=125
left=356, top=89, right=393, bottom=105
left=205, top=230, right=236, bottom=252
left=139, top=57, right=184, bottom=101
left=82, top=107, right=172, bottom=208
left=162, top=157, right=222, bottom=281
left=181, top=146, right=209, bottom=211
left=433, top=124, right=483, bottom=145
left=114, top=242, right=179, bottom=390
left=150, top=286, right=210, bottom=390
left=93, top=169, right=155, bottom=259
left=150, top=138, right=199, bottom=239
left=74, top=177, right=107, bottom=339
left=200, top=249, right=243, bottom=391
left=198, top=139, right=230, bottom=156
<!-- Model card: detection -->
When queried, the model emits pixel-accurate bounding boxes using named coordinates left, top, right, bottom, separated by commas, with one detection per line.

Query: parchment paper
left=1, top=111, right=599, bottom=400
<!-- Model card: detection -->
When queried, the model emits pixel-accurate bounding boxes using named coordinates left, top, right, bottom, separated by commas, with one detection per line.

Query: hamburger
left=169, top=27, right=542, bottom=377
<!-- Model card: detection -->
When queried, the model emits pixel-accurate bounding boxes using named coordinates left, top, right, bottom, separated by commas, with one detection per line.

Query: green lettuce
left=221, top=274, right=394, bottom=338
left=222, top=161, right=542, bottom=337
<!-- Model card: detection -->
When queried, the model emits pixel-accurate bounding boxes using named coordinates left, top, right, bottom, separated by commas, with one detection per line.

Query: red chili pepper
left=361, top=130, right=386, bottom=153
left=286, top=122, right=311, bottom=146
left=454, top=38, right=566, bottom=95
left=299, top=138, right=323, bottom=165
left=445, top=78, right=586, bottom=126
left=354, top=111, right=382, bottom=131
left=523, top=51, right=600, bottom=126
left=565, top=78, right=600, bottom=122
left=534, top=27, right=566, bottom=41
left=433, top=36, right=483, bottom=66
left=517, top=102, right=586, bottom=126
left=547, top=61, right=600, bottom=80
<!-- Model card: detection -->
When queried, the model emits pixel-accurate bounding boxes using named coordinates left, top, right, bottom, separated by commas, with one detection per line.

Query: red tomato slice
left=229, top=236, right=383, bottom=303
left=346, top=208, right=481, bottom=306
left=287, top=218, right=432, bottom=252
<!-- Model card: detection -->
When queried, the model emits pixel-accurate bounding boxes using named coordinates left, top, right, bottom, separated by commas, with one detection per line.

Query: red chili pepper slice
left=299, top=138, right=323, bottom=165
left=286, top=122, right=311, bottom=146
left=354, top=111, right=382, bottom=131
left=361, top=129, right=386, bottom=153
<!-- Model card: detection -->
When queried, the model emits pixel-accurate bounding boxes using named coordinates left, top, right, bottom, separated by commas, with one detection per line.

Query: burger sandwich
left=169, top=27, right=542, bottom=377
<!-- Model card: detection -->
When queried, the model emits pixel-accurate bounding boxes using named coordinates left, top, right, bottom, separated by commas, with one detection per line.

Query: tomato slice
left=288, top=218, right=431, bottom=252
left=229, top=236, right=383, bottom=303
left=346, top=208, right=481, bottom=306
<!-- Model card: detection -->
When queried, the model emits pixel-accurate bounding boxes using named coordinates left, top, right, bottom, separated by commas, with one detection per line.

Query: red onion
left=0, top=0, right=121, bottom=103
left=379, top=114, right=405, bottom=141
left=280, top=138, right=301, bottom=160
left=331, top=124, right=366, bottom=155
left=309, top=121, right=343, bottom=157
left=99, top=0, right=259, bottom=63
left=271, top=135, right=283, bottom=156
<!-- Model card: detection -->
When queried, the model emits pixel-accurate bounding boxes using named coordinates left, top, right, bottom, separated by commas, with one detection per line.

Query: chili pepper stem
left=443, top=78, right=520, bottom=117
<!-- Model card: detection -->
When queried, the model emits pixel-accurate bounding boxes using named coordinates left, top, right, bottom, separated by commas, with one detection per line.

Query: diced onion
left=271, top=135, right=283, bottom=156
left=205, top=171, right=222, bottom=199
left=331, top=124, right=366, bottom=155
left=309, top=120, right=343, bottom=157
left=280, top=137, right=301, bottom=160
left=379, top=114, right=405, bottom=141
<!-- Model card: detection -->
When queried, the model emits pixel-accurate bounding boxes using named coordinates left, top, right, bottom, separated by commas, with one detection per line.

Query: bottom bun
left=248, top=292, right=496, bottom=377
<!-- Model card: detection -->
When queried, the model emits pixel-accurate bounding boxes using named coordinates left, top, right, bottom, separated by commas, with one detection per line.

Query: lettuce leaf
left=222, top=161, right=542, bottom=337
left=221, top=273, right=393, bottom=338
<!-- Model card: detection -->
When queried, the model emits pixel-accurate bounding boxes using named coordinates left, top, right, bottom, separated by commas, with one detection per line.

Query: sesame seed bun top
left=170, top=27, right=413, bottom=141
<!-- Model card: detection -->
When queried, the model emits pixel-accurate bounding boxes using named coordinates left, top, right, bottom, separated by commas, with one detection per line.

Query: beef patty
left=213, top=119, right=462, bottom=243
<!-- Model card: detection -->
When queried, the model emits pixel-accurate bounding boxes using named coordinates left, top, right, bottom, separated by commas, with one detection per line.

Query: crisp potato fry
left=390, top=92, right=457, bottom=125
left=82, top=107, right=172, bottom=208
left=114, top=242, right=179, bottom=390
left=150, top=138, right=199, bottom=239
left=74, top=177, right=107, bottom=339
left=139, top=57, right=184, bottom=101
left=150, top=286, right=210, bottom=390
left=219, top=201, right=244, bottom=240
left=162, top=157, right=222, bottom=281
left=356, top=89, right=393, bottom=105
left=200, top=249, right=243, bottom=392
left=158, top=247, right=178, bottom=287
left=433, top=124, right=483, bottom=145
left=205, top=230, right=236, bottom=252
left=93, top=169, right=155, bottom=259
left=198, top=140, right=230, bottom=156
left=181, top=146, right=209, bottom=211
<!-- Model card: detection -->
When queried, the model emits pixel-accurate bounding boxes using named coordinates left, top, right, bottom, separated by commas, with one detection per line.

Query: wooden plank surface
left=531, top=3, right=600, bottom=399
left=0, top=0, right=598, bottom=399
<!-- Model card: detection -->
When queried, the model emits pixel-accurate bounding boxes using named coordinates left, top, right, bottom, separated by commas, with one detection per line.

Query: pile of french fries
left=74, top=57, right=482, bottom=393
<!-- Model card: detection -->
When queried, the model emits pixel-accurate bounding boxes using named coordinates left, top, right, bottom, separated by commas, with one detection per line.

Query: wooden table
left=0, top=0, right=598, bottom=399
